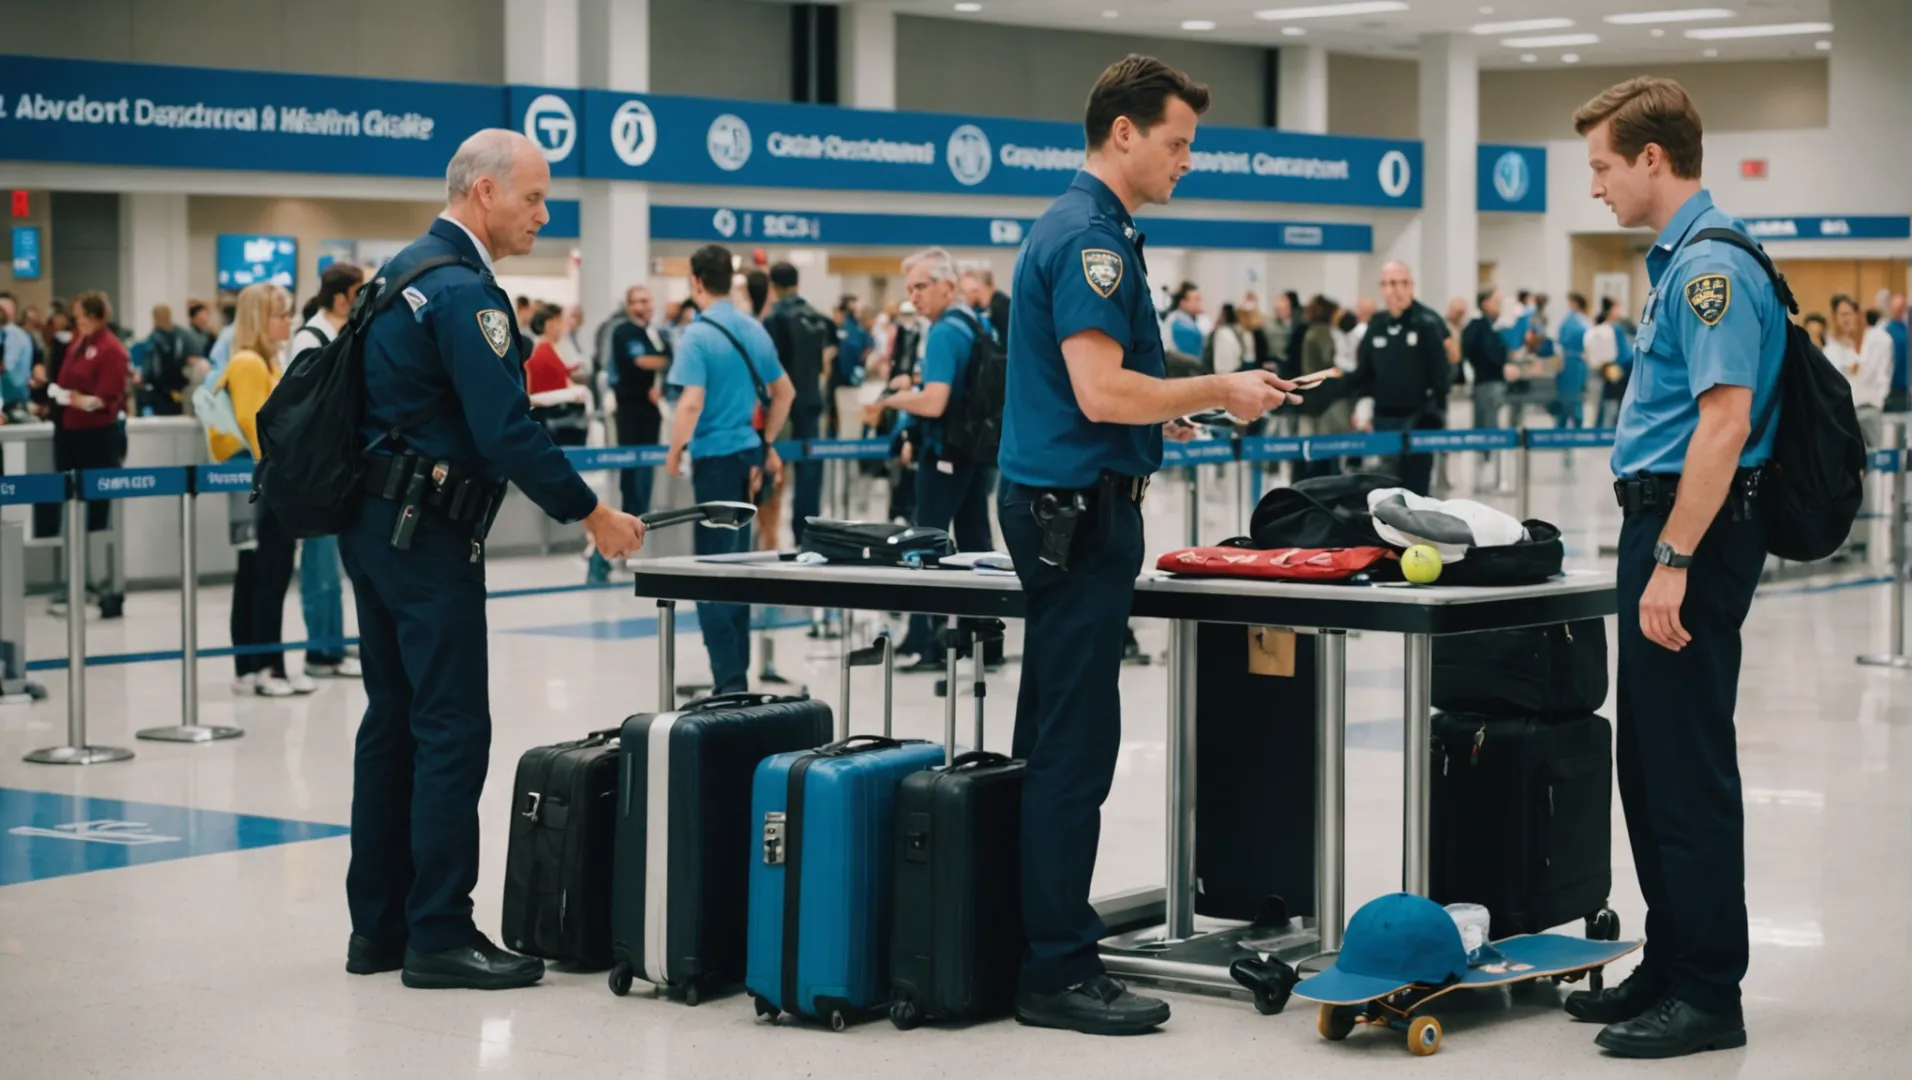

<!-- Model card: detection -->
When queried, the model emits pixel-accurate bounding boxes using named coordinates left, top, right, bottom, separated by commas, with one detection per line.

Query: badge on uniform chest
left=1082, top=250, right=1123, bottom=298
left=476, top=310, right=512, bottom=357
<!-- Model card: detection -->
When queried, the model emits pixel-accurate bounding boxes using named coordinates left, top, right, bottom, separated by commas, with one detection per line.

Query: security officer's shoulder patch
left=476, top=310, right=512, bottom=357
left=1081, top=249, right=1123, bottom=299
left=1683, top=273, right=1730, bottom=327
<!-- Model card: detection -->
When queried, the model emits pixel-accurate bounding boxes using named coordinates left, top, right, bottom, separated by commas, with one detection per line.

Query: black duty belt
left=1614, top=467, right=1763, bottom=520
left=362, top=453, right=500, bottom=524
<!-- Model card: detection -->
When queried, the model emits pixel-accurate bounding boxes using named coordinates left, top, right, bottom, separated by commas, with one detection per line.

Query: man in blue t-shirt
left=1554, top=293, right=1590, bottom=428
left=1165, top=281, right=1204, bottom=357
left=665, top=244, right=795, bottom=694
left=869, top=247, right=997, bottom=671
left=1884, top=291, right=1908, bottom=413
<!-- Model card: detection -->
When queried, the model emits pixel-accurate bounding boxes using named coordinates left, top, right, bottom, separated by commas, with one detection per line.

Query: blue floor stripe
left=1759, top=574, right=1893, bottom=597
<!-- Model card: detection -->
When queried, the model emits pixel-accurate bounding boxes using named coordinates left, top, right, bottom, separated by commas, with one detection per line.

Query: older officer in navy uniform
left=343, top=130, right=646, bottom=990
left=1563, top=78, right=1779, bottom=1058
left=998, top=56, right=1296, bottom=1036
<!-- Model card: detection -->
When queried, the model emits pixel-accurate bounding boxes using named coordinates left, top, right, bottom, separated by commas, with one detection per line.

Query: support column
left=579, top=0, right=652, bottom=332
left=841, top=1, right=897, bottom=111
left=1830, top=0, right=1912, bottom=200
left=505, top=0, right=580, bottom=86
left=1417, top=34, right=1479, bottom=317
left=1276, top=45, right=1327, bottom=134
left=118, top=193, right=188, bottom=339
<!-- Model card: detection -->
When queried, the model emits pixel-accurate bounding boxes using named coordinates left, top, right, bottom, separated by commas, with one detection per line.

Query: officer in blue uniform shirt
left=998, top=55, right=1296, bottom=1036
left=665, top=244, right=796, bottom=694
left=870, top=246, right=997, bottom=672
left=342, top=130, right=647, bottom=991
left=1564, top=78, right=1778, bottom=1059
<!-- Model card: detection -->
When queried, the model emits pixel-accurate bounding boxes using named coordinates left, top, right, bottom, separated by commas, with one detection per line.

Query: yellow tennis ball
left=1401, top=545, right=1443, bottom=585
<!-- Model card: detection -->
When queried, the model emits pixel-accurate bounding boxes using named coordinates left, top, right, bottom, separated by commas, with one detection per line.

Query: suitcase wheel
left=1230, top=957, right=1299, bottom=1016
left=683, top=982, right=701, bottom=1008
left=829, top=1009, right=849, bottom=1033
left=607, top=962, right=634, bottom=998
left=98, top=593, right=124, bottom=620
left=889, top=997, right=922, bottom=1031
left=751, top=994, right=779, bottom=1021
left=1585, top=908, right=1621, bottom=942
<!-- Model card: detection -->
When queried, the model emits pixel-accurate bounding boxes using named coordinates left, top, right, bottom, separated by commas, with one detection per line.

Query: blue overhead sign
left=650, top=205, right=1372, bottom=253
left=584, top=90, right=1421, bottom=208
left=0, top=54, right=504, bottom=177
left=216, top=234, right=297, bottom=290
left=1478, top=144, right=1545, bottom=214
left=9, top=225, right=40, bottom=279
left=1742, top=216, right=1911, bottom=241
left=511, top=85, right=581, bottom=179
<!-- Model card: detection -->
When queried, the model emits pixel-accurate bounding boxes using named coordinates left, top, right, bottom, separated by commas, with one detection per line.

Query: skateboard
left=1297, top=934, right=1644, bottom=1057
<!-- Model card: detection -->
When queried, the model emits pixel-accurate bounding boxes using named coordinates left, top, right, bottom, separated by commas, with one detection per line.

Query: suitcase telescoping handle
left=682, top=691, right=789, bottom=713
left=817, top=734, right=905, bottom=756
left=839, top=630, right=895, bottom=740
left=937, top=617, right=1006, bottom=766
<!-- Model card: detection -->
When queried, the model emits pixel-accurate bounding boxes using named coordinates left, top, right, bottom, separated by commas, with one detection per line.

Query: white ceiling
left=841, top=0, right=1834, bottom=69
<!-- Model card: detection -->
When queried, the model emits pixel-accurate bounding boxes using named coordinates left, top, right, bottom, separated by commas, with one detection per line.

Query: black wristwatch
left=1653, top=541, right=1694, bottom=569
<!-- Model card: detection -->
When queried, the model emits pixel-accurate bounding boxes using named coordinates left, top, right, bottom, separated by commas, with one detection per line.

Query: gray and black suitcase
left=606, top=692, right=832, bottom=1004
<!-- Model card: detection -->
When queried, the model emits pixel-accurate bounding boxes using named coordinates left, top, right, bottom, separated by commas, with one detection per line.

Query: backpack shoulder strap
left=695, top=314, right=772, bottom=406
left=361, top=254, right=473, bottom=323
left=1689, top=227, right=1799, bottom=316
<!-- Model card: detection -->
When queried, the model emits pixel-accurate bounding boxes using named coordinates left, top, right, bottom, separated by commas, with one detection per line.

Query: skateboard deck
left=1296, top=934, right=1643, bottom=1006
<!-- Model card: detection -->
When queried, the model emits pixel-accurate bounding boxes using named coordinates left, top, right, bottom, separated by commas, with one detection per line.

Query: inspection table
left=631, top=553, right=1616, bottom=997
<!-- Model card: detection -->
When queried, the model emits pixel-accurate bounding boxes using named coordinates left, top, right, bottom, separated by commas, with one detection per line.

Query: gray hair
left=958, top=261, right=994, bottom=287
left=446, top=128, right=535, bottom=202
left=902, top=247, right=960, bottom=285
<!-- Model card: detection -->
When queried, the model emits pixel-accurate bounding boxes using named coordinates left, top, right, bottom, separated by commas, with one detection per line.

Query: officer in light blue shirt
left=0, top=294, right=33, bottom=411
left=1165, top=282, right=1204, bottom=357
left=665, top=244, right=795, bottom=694
left=996, top=56, right=1295, bottom=1037
left=1565, top=77, right=1778, bottom=1059
left=1553, top=293, right=1590, bottom=427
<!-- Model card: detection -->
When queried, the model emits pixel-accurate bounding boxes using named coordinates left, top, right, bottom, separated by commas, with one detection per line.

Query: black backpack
left=941, top=307, right=1007, bottom=466
left=774, top=299, right=835, bottom=403
left=252, top=254, right=467, bottom=538
left=1690, top=228, right=1866, bottom=562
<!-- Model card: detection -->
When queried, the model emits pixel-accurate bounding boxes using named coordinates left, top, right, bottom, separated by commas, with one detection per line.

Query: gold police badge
left=1684, top=274, right=1730, bottom=327
left=1081, top=249, right=1123, bottom=298
left=476, top=310, right=512, bottom=357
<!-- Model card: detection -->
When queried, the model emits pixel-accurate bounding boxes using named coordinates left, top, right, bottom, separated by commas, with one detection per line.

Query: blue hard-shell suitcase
left=745, top=730, right=946, bottom=1029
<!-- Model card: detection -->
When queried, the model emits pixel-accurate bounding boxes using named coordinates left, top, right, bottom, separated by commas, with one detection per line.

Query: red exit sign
left=1740, top=159, right=1768, bottom=179
left=10, top=191, right=27, bottom=217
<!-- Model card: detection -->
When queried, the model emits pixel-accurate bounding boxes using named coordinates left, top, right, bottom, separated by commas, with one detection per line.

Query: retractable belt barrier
left=10, top=429, right=1900, bottom=765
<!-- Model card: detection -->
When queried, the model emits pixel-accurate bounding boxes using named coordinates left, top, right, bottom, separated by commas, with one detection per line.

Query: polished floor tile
left=1, top=450, right=1908, bottom=1078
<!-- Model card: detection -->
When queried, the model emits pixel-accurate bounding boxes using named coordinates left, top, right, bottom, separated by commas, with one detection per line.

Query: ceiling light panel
left=1603, top=9, right=1736, bottom=25
left=1500, top=33, right=1601, bottom=48
left=1253, top=2, right=1411, bottom=21
left=1686, top=22, right=1833, bottom=40
left=1472, top=18, right=1574, bottom=35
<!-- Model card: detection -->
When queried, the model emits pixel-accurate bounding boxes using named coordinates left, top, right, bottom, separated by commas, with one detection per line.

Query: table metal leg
left=1164, top=617, right=1199, bottom=941
left=657, top=600, right=676, bottom=712
left=1315, top=629, right=1347, bottom=953
left=1402, top=632, right=1433, bottom=895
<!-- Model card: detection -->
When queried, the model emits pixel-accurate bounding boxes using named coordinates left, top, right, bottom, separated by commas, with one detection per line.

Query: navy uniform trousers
left=339, top=496, right=492, bottom=954
left=1615, top=503, right=1764, bottom=1015
left=999, top=480, right=1143, bottom=993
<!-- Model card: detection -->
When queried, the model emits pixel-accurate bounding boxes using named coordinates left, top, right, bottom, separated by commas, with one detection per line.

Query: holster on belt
left=1614, top=467, right=1763, bottom=521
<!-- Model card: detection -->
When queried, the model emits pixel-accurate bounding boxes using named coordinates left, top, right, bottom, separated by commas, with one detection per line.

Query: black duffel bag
left=799, top=517, right=956, bottom=567
left=1433, top=617, right=1609, bottom=717
left=1246, top=472, right=1400, bottom=549
left=1431, top=519, right=1566, bottom=587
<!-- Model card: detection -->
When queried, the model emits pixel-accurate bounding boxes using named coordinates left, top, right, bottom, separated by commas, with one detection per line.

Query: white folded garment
left=1366, top=488, right=1527, bottom=562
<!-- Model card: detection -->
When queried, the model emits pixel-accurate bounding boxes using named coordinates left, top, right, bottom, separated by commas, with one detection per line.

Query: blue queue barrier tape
left=193, top=463, right=255, bottom=492
left=1407, top=427, right=1518, bottom=453
left=1239, top=435, right=1304, bottom=463
left=1525, top=427, right=1618, bottom=450
left=1868, top=448, right=1904, bottom=473
left=564, top=445, right=669, bottom=472
left=803, top=437, right=893, bottom=461
left=1301, top=431, right=1406, bottom=460
left=81, top=466, right=191, bottom=500
left=1162, top=438, right=1236, bottom=466
left=0, top=472, right=69, bottom=505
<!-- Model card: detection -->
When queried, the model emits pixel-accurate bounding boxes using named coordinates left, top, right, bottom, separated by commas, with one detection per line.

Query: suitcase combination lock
left=762, top=812, right=787, bottom=865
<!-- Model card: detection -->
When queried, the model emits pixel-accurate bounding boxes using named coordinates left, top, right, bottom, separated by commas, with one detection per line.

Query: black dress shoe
left=1595, top=996, right=1747, bottom=1059
left=899, top=655, right=947, bottom=674
left=345, top=934, right=406, bottom=975
left=1564, top=966, right=1667, bottom=1024
left=401, top=935, right=544, bottom=990
left=1015, top=975, right=1170, bottom=1036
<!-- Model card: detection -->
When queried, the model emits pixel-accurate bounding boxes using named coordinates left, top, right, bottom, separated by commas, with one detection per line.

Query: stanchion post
left=1859, top=423, right=1910, bottom=667
left=1185, top=465, right=1201, bottom=548
left=26, top=479, right=132, bottom=764
left=1515, top=431, right=1533, bottom=522
left=1401, top=633, right=1432, bottom=894
left=1163, top=618, right=1198, bottom=941
left=657, top=600, right=676, bottom=711
left=139, top=482, right=241, bottom=743
left=1315, top=629, right=1347, bottom=954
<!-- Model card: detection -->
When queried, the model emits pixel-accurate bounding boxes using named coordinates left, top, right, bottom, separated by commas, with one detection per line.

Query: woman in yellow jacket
left=210, top=282, right=313, bottom=698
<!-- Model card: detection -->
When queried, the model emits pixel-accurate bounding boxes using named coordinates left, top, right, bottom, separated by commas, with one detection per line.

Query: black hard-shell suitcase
left=502, top=728, right=621, bottom=968
left=1432, top=618, right=1608, bottom=717
left=1429, top=712, right=1621, bottom=941
left=887, top=620, right=1024, bottom=1030
left=606, top=692, right=833, bottom=1004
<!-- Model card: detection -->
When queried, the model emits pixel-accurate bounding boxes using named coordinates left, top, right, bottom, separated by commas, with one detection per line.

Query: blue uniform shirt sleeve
left=1049, top=226, right=1136, bottom=346
left=1670, top=262, right=1761, bottom=397
left=430, top=281, right=597, bottom=523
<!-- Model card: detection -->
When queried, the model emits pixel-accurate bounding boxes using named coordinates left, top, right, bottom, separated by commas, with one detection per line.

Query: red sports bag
left=1155, top=545, right=1397, bottom=582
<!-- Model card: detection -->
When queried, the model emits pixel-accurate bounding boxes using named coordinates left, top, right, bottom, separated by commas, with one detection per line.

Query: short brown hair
left=73, top=290, right=112, bottom=325
left=1572, top=77, right=1704, bottom=179
left=1085, top=54, right=1210, bottom=151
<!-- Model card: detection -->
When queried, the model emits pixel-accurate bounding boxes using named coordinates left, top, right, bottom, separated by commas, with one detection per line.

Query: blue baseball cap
left=1294, top=893, right=1469, bottom=1005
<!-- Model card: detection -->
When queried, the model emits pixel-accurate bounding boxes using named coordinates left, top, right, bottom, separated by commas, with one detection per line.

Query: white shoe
left=334, top=657, right=362, bottom=677
left=232, top=672, right=259, bottom=694
left=304, top=658, right=362, bottom=678
left=254, top=676, right=297, bottom=698
left=47, top=597, right=68, bottom=617
left=286, top=672, right=319, bottom=695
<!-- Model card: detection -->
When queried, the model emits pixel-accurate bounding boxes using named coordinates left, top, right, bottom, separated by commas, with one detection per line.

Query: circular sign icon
left=947, top=124, right=993, bottom=187
left=1493, top=150, right=1529, bottom=203
left=712, top=208, right=738, bottom=238
left=524, top=93, right=576, bottom=163
left=707, top=114, right=753, bottom=172
left=1378, top=150, right=1412, bottom=199
left=610, top=100, right=657, bottom=167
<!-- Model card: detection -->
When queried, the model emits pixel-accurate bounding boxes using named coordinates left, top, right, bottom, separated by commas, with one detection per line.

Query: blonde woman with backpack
left=208, top=282, right=314, bottom=698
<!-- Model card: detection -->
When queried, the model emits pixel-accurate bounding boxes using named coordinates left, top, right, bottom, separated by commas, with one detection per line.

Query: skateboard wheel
left=1407, top=1015, right=1442, bottom=1056
left=1586, top=907, right=1621, bottom=942
left=1317, top=1003, right=1357, bottom=1042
